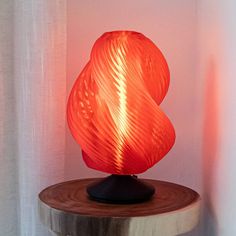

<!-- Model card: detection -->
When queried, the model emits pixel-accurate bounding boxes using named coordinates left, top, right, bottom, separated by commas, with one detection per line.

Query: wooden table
left=38, top=178, right=200, bottom=236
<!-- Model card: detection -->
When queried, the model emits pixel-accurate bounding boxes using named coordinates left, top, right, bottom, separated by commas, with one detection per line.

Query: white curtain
left=0, top=0, right=67, bottom=235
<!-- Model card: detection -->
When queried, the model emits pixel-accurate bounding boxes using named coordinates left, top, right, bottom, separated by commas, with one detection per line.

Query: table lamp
left=67, top=31, right=175, bottom=203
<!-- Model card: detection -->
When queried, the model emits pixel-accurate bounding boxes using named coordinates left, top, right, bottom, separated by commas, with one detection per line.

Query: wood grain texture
left=39, top=178, right=201, bottom=236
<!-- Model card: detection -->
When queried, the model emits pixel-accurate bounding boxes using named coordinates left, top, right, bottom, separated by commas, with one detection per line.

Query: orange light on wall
left=67, top=31, right=175, bottom=203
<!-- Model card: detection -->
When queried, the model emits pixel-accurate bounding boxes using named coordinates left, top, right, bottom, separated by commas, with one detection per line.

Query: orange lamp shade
left=67, top=31, right=175, bottom=175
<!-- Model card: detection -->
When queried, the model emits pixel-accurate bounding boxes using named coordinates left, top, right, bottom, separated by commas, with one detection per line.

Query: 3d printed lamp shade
left=67, top=31, right=175, bottom=203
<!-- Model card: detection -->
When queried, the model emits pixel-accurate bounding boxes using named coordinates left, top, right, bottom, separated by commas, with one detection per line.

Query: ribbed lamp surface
left=67, top=31, right=175, bottom=174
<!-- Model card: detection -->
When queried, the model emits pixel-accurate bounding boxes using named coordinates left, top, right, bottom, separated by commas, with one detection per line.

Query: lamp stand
left=86, top=175, right=155, bottom=204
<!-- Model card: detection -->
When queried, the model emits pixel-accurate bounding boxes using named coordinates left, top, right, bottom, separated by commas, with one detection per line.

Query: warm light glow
left=114, top=46, right=129, bottom=171
left=67, top=31, right=175, bottom=174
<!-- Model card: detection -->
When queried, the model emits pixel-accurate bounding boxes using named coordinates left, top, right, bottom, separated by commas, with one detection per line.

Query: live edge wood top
left=39, top=178, right=199, bottom=217
left=38, top=178, right=201, bottom=236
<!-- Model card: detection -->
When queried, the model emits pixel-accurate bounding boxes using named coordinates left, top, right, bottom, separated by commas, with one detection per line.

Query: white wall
left=198, top=0, right=236, bottom=235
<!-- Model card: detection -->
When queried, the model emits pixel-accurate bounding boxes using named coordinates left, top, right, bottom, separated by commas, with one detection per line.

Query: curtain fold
left=1, top=0, right=67, bottom=235
left=0, top=0, right=19, bottom=235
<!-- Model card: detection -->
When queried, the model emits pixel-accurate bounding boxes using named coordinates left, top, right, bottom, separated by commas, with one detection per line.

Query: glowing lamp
left=67, top=31, right=175, bottom=203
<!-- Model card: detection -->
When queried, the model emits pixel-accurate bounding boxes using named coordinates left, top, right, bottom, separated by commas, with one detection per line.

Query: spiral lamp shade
left=67, top=31, right=175, bottom=175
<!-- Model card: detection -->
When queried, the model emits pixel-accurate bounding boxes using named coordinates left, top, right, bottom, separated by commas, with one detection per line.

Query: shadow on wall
left=202, top=59, right=219, bottom=236
left=181, top=59, right=220, bottom=236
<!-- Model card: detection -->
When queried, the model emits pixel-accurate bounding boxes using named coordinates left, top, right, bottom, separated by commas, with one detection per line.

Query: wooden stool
left=38, top=178, right=200, bottom=236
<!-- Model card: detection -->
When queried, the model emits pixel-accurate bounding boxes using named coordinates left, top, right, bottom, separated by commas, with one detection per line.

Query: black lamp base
left=87, top=175, right=155, bottom=204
